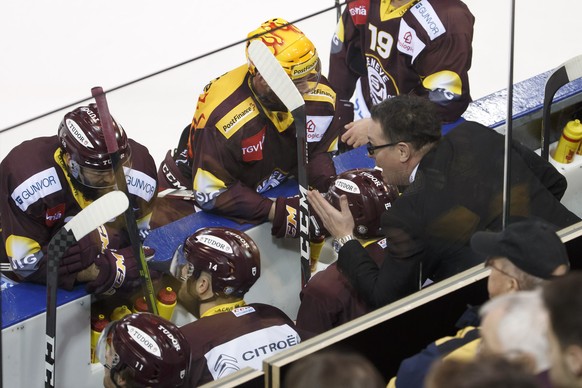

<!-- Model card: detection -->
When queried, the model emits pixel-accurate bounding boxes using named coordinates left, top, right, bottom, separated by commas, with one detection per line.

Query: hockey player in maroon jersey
left=329, top=0, right=474, bottom=147
left=155, top=18, right=353, bottom=238
left=97, top=313, right=191, bottom=388
left=296, top=168, right=399, bottom=335
left=0, top=104, right=158, bottom=295
left=171, top=227, right=302, bottom=386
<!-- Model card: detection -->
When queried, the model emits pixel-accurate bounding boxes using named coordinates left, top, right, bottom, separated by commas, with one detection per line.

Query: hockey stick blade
left=247, top=40, right=312, bottom=286
left=45, top=191, right=128, bottom=388
left=541, top=54, right=582, bottom=159
left=247, top=40, right=304, bottom=112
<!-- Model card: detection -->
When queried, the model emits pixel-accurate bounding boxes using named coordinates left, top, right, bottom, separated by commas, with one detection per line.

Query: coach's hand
left=307, top=190, right=354, bottom=240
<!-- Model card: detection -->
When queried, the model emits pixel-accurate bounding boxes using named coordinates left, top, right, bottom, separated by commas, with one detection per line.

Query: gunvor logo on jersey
left=124, top=167, right=156, bottom=202
left=216, top=98, right=259, bottom=139
left=11, top=167, right=63, bottom=211
left=410, top=1, right=446, bottom=41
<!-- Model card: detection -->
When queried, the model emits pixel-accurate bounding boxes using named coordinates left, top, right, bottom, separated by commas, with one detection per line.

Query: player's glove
left=271, top=196, right=328, bottom=239
left=58, top=230, right=106, bottom=290
left=85, top=246, right=155, bottom=296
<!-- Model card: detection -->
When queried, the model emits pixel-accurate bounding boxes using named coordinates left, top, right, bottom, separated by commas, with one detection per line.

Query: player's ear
left=196, top=272, right=212, bottom=296
left=565, top=344, right=582, bottom=377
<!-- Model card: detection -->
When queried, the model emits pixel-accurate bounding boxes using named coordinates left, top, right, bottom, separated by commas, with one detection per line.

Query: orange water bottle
left=553, top=119, right=582, bottom=163
left=90, top=314, right=109, bottom=363
left=110, top=305, right=132, bottom=321
left=156, top=287, right=177, bottom=321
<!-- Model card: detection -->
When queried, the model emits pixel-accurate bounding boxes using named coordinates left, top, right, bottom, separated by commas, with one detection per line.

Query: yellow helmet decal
left=246, top=18, right=320, bottom=80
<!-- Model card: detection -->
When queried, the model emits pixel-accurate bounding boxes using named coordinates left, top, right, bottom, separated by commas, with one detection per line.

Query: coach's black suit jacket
left=338, top=120, right=580, bottom=308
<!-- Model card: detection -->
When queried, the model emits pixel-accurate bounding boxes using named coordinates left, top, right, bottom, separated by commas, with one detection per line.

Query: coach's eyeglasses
left=367, top=140, right=406, bottom=156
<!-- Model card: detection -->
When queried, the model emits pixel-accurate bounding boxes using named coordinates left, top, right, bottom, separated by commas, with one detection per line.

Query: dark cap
left=470, top=219, right=569, bottom=279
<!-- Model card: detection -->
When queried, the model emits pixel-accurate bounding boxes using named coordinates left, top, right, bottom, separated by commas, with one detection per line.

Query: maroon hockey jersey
left=0, top=136, right=157, bottom=288
left=189, top=65, right=343, bottom=223
left=329, top=0, right=474, bottom=122
left=180, top=302, right=301, bottom=386
left=296, top=237, right=386, bottom=335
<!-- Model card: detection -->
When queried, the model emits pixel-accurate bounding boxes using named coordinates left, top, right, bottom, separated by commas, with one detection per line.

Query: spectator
left=542, top=271, right=582, bottom=388
left=425, top=354, right=542, bottom=388
left=284, top=350, right=385, bottom=388
left=479, top=290, right=553, bottom=385
left=389, top=217, right=570, bottom=388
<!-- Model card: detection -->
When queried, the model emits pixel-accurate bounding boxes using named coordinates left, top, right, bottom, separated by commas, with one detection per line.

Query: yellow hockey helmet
left=246, top=18, right=320, bottom=81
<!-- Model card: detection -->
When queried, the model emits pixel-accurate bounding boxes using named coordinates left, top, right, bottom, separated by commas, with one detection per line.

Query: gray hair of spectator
left=479, top=289, right=550, bottom=372
left=370, top=95, right=442, bottom=151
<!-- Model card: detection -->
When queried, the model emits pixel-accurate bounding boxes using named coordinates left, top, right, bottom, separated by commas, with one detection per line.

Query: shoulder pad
left=304, top=83, right=336, bottom=107
left=193, top=65, right=249, bottom=130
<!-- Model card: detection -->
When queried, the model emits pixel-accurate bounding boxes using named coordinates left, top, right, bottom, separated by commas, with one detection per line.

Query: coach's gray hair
left=479, top=289, right=550, bottom=372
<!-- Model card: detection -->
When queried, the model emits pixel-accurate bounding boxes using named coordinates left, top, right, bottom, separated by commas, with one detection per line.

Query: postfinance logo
left=216, top=98, right=259, bottom=139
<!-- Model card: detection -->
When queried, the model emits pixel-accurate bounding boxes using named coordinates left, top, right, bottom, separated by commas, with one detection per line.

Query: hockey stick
left=45, top=191, right=128, bottom=388
left=247, top=40, right=311, bottom=287
left=91, top=87, right=159, bottom=315
left=541, top=54, right=582, bottom=160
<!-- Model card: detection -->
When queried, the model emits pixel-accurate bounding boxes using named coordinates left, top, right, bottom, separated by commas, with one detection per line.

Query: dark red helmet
left=58, top=103, right=131, bottom=170
left=97, top=313, right=191, bottom=387
left=325, top=168, right=399, bottom=239
left=183, top=227, right=260, bottom=298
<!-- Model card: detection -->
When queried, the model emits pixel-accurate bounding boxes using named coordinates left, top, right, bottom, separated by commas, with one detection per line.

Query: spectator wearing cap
left=471, top=218, right=570, bottom=299
left=388, top=218, right=570, bottom=388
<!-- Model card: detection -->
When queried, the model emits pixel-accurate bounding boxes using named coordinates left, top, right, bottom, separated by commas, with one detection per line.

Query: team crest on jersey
left=45, top=203, right=65, bottom=227
left=241, top=126, right=266, bottom=162
left=366, top=56, right=392, bottom=105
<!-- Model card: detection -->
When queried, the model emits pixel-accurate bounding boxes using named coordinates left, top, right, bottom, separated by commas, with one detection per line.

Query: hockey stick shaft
left=45, top=191, right=128, bottom=387
left=247, top=40, right=311, bottom=286
left=91, top=87, right=159, bottom=315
